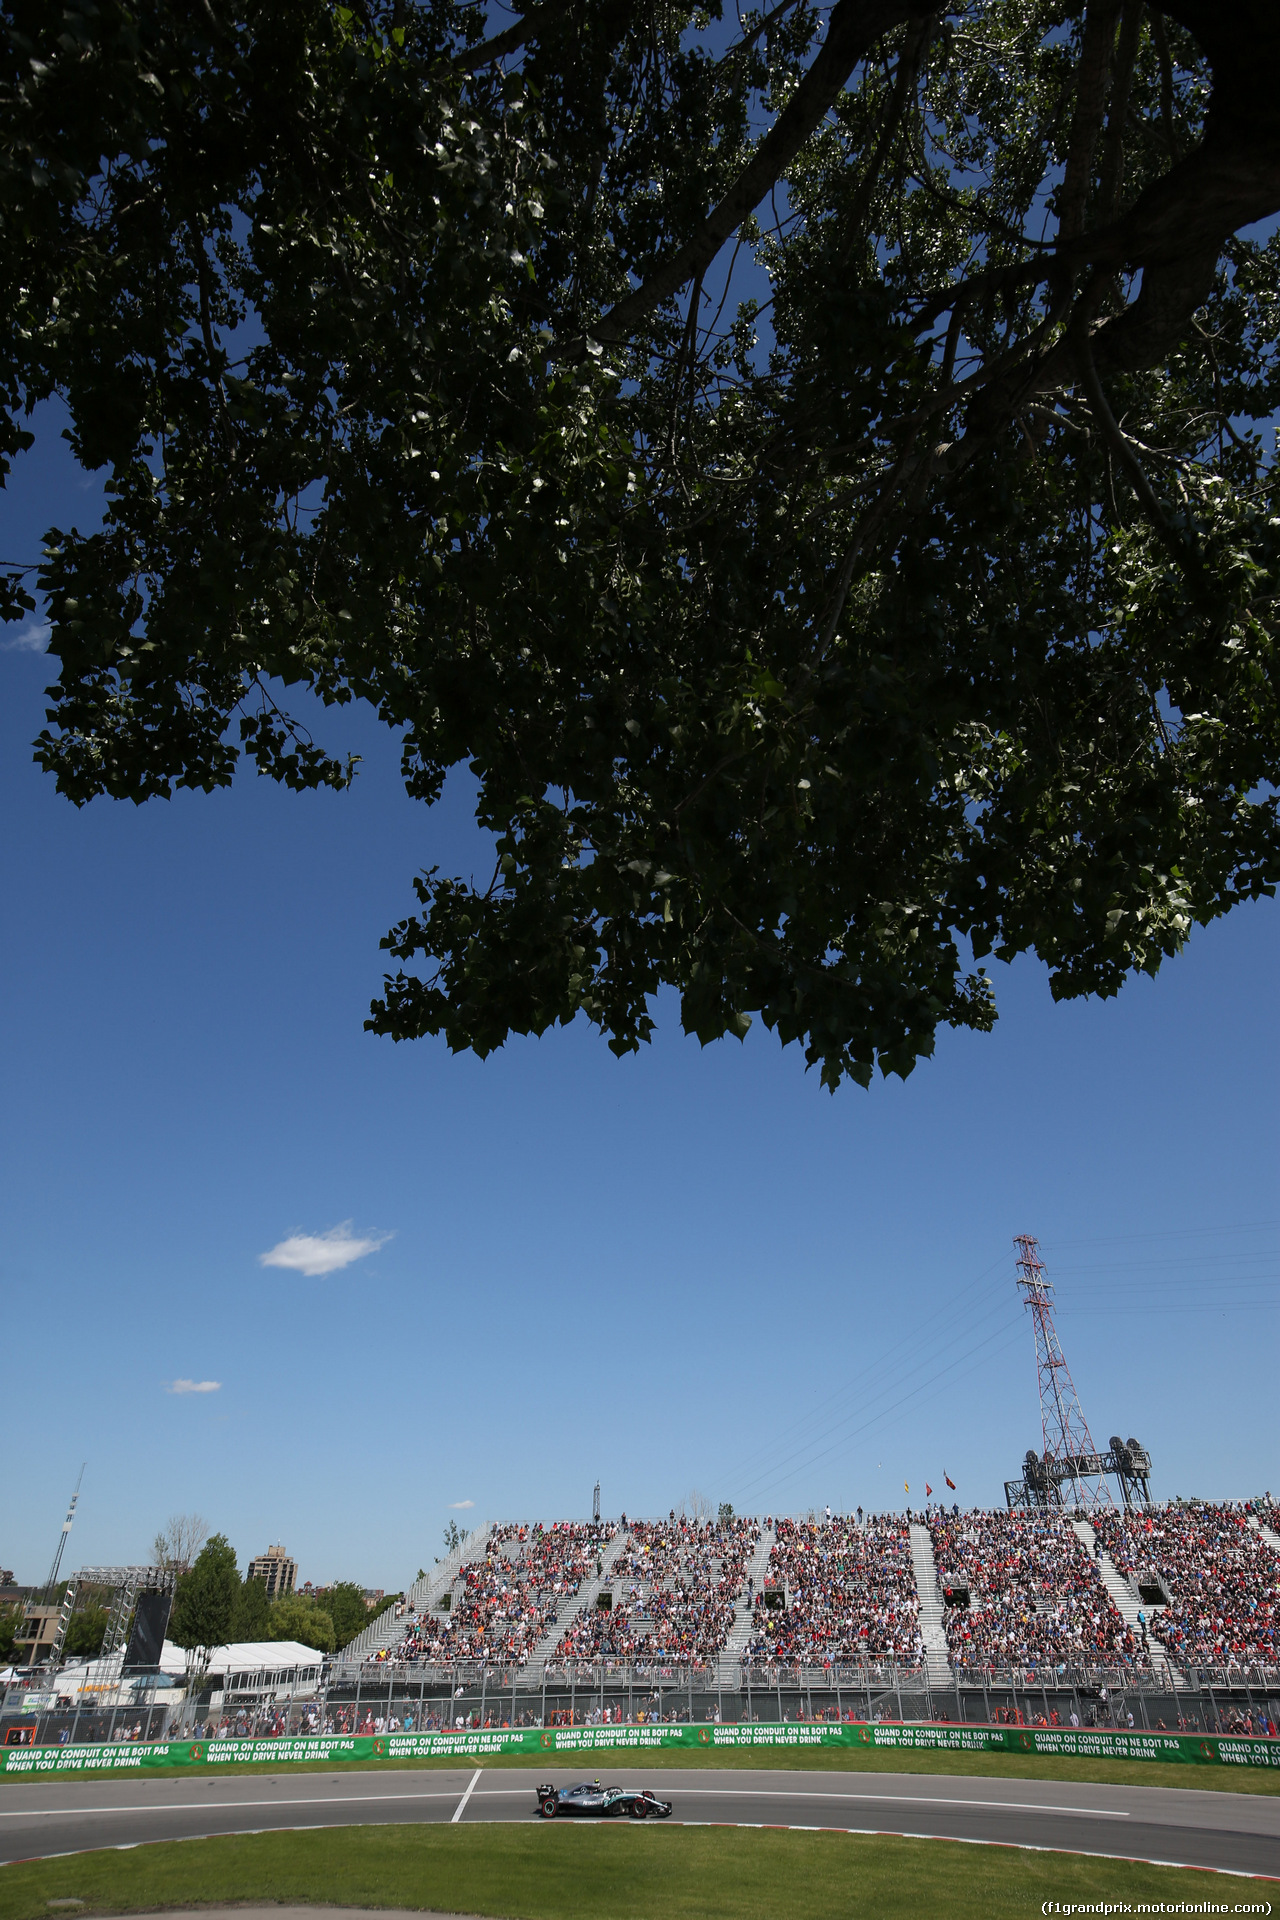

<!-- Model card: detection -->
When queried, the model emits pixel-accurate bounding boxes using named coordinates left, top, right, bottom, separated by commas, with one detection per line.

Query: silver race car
left=535, top=1778, right=673, bottom=1819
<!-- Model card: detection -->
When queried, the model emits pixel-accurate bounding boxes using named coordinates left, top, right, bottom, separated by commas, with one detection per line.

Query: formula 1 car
left=535, top=1779, right=673, bottom=1819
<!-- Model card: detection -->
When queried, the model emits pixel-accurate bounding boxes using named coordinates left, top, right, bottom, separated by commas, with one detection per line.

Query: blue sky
left=2, top=405, right=1277, bottom=1594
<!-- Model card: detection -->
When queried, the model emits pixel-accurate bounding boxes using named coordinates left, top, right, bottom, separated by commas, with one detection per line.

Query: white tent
left=160, top=1639, right=324, bottom=1697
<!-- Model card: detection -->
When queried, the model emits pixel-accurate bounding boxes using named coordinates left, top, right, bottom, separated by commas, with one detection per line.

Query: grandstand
left=740, top=1516, right=922, bottom=1668
left=1090, top=1504, right=1280, bottom=1675
left=928, top=1509, right=1146, bottom=1675
left=552, top=1514, right=760, bottom=1668
left=333, top=1498, right=1278, bottom=1712
left=382, top=1521, right=617, bottom=1668
left=6, top=1499, right=1277, bottom=1751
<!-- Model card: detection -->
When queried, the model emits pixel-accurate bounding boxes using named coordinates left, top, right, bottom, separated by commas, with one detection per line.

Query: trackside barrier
left=2, top=1722, right=1278, bottom=1775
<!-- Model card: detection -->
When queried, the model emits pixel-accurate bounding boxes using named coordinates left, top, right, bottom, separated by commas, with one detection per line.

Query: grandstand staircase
left=908, top=1523, right=953, bottom=1686
left=716, top=1525, right=776, bottom=1684
left=1070, top=1518, right=1185, bottom=1690
left=1249, top=1516, right=1280, bottom=1555
left=526, top=1527, right=632, bottom=1675
left=333, top=1522, right=489, bottom=1674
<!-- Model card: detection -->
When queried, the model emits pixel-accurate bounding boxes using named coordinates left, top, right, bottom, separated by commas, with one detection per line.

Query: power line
left=1050, top=1221, right=1278, bottom=1248
left=730, top=1321, right=1030, bottom=1509
left=707, top=1247, right=1013, bottom=1494
left=728, top=1303, right=1026, bottom=1507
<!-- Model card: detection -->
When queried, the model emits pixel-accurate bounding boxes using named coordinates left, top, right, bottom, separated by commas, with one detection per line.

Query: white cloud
left=259, top=1221, right=392, bottom=1277
left=167, top=1379, right=221, bottom=1394
left=3, top=622, right=49, bottom=653
left=448, top=1500, right=475, bottom=1510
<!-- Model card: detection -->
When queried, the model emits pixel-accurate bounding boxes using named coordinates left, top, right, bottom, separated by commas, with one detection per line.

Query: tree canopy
left=233, top=1573, right=271, bottom=1641
left=325, top=1579, right=377, bottom=1649
left=65, top=1601, right=109, bottom=1659
left=168, top=1532, right=240, bottom=1659
left=4, top=0, right=1278, bottom=1086
left=264, top=1593, right=336, bottom=1652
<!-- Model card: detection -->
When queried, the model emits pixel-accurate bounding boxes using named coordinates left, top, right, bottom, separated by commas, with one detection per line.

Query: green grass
left=0, top=1822, right=1252, bottom=1920
left=4, top=1742, right=1277, bottom=1795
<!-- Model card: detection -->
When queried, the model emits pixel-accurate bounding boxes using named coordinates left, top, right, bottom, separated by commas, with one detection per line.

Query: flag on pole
left=944, top=1473, right=956, bottom=1490
left=925, top=1484, right=932, bottom=1498
left=904, top=1481, right=909, bottom=1493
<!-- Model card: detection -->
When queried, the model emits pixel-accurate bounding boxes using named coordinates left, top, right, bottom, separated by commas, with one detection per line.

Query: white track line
left=451, top=1770, right=482, bottom=1824
left=652, top=1788, right=1131, bottom=1818
left=0, top=1793, right=459, bottom=1819
left=465, top=1785, right=1129, bottom=1819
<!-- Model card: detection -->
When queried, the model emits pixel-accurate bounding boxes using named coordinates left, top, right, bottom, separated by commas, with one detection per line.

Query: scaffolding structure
left=43, top=1565, right=178, bottom=1674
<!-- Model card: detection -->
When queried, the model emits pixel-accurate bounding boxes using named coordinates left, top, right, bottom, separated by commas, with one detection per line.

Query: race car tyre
left=630, top=1800, right=648, bottom=1818
left=540, top=1798, right=557, bottom=1818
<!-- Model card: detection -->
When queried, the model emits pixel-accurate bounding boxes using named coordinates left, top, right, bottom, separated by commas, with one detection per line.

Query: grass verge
left=3, top=1743, right=1277, bottom=1795
left=0, top=1822, right=1252, bottom=1920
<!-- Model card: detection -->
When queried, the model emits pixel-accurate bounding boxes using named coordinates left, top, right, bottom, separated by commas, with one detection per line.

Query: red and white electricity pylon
left=1015, top=1235, right=1115, bottom=1510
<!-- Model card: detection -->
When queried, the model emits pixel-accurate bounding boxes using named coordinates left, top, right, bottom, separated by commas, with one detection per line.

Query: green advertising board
left=2, top=1721, right=1278, bottom=1776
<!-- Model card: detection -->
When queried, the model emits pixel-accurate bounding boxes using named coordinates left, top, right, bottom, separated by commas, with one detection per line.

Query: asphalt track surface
left=1, top=1766, right=1278, bottom=1880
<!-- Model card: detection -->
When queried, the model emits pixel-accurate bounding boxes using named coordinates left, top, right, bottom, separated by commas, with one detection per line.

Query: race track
left=2, top=1765, right=1277, bottom=1879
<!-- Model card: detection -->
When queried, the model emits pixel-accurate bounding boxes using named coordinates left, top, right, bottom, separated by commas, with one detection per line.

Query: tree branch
left=564, top=0, right=935, bottom=352
left=1095, top=0, right=1145, bottom=222
left=1058, top=0, right=1122, bottom=241
left=450, top=0, right=576, bottom=74
left=1075, top=331, right=1199, bottom=573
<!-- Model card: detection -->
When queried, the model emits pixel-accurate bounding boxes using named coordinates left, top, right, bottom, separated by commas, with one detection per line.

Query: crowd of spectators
left=375, top=1521, right=616, bottom=1668
left=929, top=1510, right=1144, bottom=1673
left=356, top=1500, right=1280, bottom=1680
left=740, top=1515, right=923, bottom=1668
left=554, top=1513, right=761, bottom=1665
left=1091, top=1502, right=1280, bottom=1673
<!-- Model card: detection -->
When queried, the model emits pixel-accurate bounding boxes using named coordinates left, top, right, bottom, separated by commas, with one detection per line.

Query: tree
left=5, top=2, right=1278, bottom=1089
left=718, top=1502, right=735, bottom=1526
left=441, top=1521, right=464, bottom=1558
left=264, top=1595, right=336, bottom=1653
left=65, top=1603, right=109, bottom=1659
left=151, top=1514, right=208, bottom=1575
left=325, top=1581, right=376, bottom=1651
left=0, top=1603, right=20, bottom=1663
left=232, top=1575, right=270, bottom=1643
left=168, top=1534, right=240, bottom=1680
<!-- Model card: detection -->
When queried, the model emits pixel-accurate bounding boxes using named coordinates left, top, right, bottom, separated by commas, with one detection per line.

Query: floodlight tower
left=1014, top=1238, right=1114, bottom=1511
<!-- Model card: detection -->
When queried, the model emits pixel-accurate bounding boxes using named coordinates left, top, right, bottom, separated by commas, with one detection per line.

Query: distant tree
left=168, top=1534, right=240, bottom=1683
left=718, top=1503, right=735, bottom=1526
left=442, top=1521, right=463, bottom=1555
left=686, top=1490, right=713, bottom=1523
left=265, top=1595, right=335, bottom=1654
left=324, top=1582, right=374, bottom=1651
left=0, top=1603, right=20, bottom=1662
left=232, top=1575, right=270, bottom=1643
left=65, top=1603, right=109, bottom=1659
left=152, top=1514, right=208, bottom=1575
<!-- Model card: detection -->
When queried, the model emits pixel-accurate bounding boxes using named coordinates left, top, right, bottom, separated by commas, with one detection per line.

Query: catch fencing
left=4, top=1657, right=1278, bottom=1753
